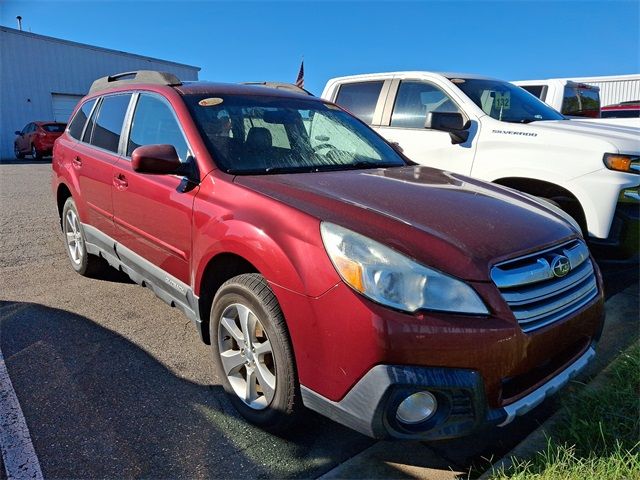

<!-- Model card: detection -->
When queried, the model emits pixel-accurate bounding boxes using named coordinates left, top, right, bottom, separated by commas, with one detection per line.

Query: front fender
left=192, top=215, right=339, bottom=298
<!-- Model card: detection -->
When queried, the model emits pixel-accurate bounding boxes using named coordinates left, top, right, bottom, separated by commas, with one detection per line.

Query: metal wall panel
left=1, top=27, right=200, bottom=159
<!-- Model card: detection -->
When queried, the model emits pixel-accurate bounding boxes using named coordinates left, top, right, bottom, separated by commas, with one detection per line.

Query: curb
left=478, top=284, right=639, bottom=479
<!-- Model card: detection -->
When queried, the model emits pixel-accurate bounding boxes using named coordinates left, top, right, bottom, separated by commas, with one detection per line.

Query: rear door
left=112, top=92, right=198, bottom=286
left=72, top=94, right=132, bottom=238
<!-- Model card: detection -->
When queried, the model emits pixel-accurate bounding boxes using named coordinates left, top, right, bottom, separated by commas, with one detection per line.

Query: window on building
left=334, top=81, right=384, bottom=124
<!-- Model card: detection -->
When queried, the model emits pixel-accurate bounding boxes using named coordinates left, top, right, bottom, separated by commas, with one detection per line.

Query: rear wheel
left=210, top=273, right=300, bottom=431
left=14, top=144, right=24, bottom=159
left=31, top=144, right=42, bottom=160
left=62, top=197, right=105, bottom=276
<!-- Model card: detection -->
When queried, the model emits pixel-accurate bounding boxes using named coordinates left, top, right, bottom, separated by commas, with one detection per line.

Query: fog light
left=396, top=391, right=437, bottom=424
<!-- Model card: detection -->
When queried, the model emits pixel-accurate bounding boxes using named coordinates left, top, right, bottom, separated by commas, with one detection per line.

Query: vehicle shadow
left=0, top=301, right=373, bottom=479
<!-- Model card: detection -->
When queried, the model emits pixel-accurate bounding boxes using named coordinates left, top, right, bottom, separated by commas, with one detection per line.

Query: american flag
left=295, top=60, right=304, bottom=88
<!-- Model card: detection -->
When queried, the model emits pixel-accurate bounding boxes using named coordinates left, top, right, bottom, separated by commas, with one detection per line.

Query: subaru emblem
left=551, top=255, right=571, bottom=278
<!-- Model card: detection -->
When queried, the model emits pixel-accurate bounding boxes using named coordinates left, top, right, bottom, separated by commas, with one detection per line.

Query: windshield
left=184, top=94, right=406, bottom=174
left=450, top=78, right=565, bottom=123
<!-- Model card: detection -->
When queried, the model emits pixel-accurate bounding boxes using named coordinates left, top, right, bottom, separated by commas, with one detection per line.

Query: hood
left=526, top=120, right=640, bottom=153
left=235, top=166, right=578, bottom=281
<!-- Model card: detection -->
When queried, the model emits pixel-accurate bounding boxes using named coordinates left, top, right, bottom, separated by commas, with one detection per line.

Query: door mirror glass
left=131, top=144, right=181, bottom=174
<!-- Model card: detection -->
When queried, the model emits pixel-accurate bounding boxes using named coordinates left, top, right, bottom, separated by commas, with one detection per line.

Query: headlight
left=320, top=222, right=488, bottom=315
left=603, top=153, right=639, bottom=174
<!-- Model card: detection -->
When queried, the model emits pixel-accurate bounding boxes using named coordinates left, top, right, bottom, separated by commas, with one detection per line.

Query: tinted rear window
left=334, top=81, right=383, bottom=124
left=562, top=86, right=600, bottom=118
left=68, top=100, right=96, bottom=140
left=601, top=109, right=640, bottom=118
left=90, top=94, right=132, bottom=152
left=42, top=123, right=66, bottom=132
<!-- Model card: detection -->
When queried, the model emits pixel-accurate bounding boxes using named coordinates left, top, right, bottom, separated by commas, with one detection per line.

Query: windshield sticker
left=323, top=103, right=341, bottom=110
left=199, top=97, right=224, bottom=107
left=492, top=129, right=537, bottom=137
left=494, top=92, right=511, bottom=109
left=450, top=78, right=466, bottom=84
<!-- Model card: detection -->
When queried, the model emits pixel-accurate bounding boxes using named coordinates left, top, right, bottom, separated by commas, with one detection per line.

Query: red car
left=51, top=71, right=604, bottom=440
left=601, top=101, right=640, bottom=119
left=14, top=121, right=66, bottom=159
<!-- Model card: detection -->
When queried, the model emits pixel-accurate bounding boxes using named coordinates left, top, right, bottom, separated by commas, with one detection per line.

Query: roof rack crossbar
left=89, top=70, right=182, bottom=94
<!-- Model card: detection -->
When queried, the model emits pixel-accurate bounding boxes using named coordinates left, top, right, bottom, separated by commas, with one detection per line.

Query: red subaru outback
left=52, top=71, right=604, bottom=440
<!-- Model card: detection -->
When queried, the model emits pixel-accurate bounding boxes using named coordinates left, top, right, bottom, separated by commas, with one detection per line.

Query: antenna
left=16, top=16, right=23, bottom=31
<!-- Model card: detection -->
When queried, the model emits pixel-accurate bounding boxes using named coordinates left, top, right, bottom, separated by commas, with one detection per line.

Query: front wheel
left=14, top=144, right=24, bottom=159
left=210, top=273, right=300, bottom=431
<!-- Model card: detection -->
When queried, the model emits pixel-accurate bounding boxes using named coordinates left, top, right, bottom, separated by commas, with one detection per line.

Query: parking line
left=0, top=343, right=43, bottom=480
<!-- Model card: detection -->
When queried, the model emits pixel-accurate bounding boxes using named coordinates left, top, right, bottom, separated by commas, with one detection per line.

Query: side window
left=334, top=81, right=383, bottom=124
left=90, top=94, right=131, bottom=153
left=390, top=81, right=460, bottom=129
left=127, top=94, right=190, bottom=162
left=68, top=99, right=96, bottom=140
left=521, top=85, right=544, bottom=99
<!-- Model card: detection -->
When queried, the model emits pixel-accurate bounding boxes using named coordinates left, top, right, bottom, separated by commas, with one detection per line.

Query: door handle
left=113, top=173, right=128, bottom=190
left=72, top=156, right=82, bottom=167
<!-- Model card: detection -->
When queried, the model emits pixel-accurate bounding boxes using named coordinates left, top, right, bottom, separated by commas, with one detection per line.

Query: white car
left=322, top=72, right=639, bottom=260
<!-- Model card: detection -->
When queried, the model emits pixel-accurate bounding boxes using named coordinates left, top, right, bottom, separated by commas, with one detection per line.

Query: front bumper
left=301, top=344, right=596, bottom=441
left=589, top=188, right=639, bottom=262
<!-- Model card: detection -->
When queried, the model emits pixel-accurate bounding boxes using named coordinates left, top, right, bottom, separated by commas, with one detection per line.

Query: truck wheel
left=211, top=273, right=300, bottom=431
left=62, top=197, right=105, bottom=277
left=14, top=144, right=24, bottom=159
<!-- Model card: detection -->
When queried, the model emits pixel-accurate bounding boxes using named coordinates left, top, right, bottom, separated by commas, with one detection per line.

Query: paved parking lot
left=1, top=161, right=638, bottom=479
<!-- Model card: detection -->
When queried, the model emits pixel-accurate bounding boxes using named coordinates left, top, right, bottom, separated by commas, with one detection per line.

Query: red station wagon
left=52, top=71, right=604, bottom=440
left=15, top=121, right=66, bottom=159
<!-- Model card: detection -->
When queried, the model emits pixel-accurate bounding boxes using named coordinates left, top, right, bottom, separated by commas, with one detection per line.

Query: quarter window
left=391, top=81, right=460, bottom=128
left=68, top=99, right=96, bottom=140
left=334, top=81, right=384, bottom=124
left=89, top=94, right=131, bottom=153
left=127, top=94, right=190, bottom=162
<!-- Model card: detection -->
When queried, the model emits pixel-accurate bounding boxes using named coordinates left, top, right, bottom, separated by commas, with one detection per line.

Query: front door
left=112, top=92, right=198, bottom=286
left=375, top=79, right=478, bottom=175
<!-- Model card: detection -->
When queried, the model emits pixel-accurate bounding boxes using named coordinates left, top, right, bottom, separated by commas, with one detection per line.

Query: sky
left=1, top=0, right=639, bottom=95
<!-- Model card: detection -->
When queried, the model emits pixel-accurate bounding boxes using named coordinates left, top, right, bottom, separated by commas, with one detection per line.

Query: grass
left=491, top=343, right=640, bottom=480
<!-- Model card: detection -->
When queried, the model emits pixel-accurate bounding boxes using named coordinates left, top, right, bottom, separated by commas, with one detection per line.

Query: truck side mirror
left=425, top=112, right=470, bottom=145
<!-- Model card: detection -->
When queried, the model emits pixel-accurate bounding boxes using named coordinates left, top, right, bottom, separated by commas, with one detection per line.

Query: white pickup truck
left=322, top=72, right=639, bottom=260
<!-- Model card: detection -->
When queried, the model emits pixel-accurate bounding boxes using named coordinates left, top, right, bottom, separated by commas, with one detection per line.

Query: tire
left=61, top=197, right=105, bottom=277
left=14, top=144, right=24, bottom=159
left=31, top=144, right=42, bottom=160
left=210, top=273, right=300, bottom=431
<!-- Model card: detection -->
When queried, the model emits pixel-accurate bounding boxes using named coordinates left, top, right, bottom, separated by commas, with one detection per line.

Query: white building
left=0, top=26, right=200, bottom=159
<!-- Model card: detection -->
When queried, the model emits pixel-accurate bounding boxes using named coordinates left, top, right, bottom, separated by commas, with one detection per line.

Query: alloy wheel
left=217, top=303, right=276, bottom=410
left=65, top=209, right=84, bottom=265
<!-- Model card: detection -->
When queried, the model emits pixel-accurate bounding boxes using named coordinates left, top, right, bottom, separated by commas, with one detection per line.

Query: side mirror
left=390, top=141, right=404, bottom=154
left=131, top=144, right=181, bottom=174
left=425, top=112, right=470, bottom=145
left=15, top=131, right=22, bottom=136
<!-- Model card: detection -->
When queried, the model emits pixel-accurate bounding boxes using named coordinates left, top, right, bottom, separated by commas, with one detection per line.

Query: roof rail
left=241, top=81, right=313, bottom=96
left=89, top=70, right=182, bottom=94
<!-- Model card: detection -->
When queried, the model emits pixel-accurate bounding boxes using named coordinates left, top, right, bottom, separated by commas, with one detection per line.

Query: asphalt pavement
left=0, top=161, right=637, bottom=479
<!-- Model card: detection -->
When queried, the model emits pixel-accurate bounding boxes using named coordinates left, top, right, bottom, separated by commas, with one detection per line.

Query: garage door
left=51, top=94, right=84, bottom=123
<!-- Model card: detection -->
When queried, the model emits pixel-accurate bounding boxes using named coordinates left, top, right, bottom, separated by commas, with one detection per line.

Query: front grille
left=491, top=240, right=598, bottom=333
